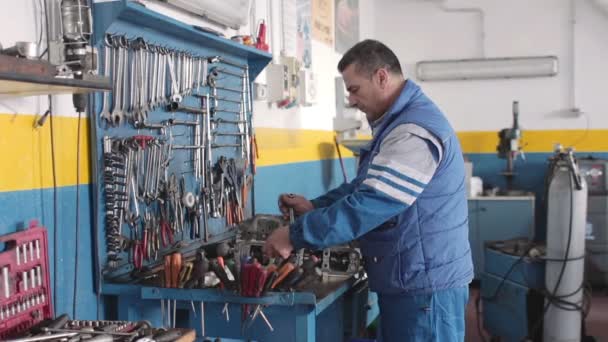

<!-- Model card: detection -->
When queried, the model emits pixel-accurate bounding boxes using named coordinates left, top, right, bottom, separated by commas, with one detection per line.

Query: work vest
left=356, top=80, right=473, bottom=295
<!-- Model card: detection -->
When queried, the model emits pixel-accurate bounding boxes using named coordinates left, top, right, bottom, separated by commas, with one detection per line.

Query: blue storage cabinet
left=468, top=197, right=535, bottom=278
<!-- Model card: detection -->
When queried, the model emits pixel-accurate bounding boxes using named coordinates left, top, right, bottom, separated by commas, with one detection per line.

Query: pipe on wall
left=432, top=0, right=486, bottom=58
left=591, top=0, right=608, bottom=17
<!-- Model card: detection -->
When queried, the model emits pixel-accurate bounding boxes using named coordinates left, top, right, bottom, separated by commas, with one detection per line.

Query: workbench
left=102, top=276, right=378, bottom=341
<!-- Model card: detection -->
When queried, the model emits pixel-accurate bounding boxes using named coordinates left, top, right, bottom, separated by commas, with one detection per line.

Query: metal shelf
left=0, top=55, right=111, bottom=97
left=102, top=275, right=357, bottom=314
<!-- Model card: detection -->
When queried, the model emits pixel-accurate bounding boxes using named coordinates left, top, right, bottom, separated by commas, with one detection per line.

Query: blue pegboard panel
left=88, top=0, right=272, bottom=284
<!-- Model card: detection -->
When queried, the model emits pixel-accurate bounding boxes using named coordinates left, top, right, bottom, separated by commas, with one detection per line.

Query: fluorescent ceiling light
left=416, top=56, right=559, bottom=81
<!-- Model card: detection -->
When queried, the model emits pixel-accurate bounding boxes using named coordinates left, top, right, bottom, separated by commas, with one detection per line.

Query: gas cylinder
left=544, top=148, right=587, bottom=342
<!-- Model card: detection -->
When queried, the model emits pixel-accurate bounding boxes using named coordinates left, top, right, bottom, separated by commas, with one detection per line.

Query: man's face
left=341, top=63, right=385, bottom=122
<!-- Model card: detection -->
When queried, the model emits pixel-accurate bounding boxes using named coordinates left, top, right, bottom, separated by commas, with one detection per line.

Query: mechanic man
left=263, top=39, right=473, bottom=341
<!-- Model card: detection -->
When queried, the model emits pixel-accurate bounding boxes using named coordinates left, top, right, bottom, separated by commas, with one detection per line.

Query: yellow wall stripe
left=0, top=113, right=90, bottom=192
left=255, top=128, right=358, bottom=166
left=2, top=116, right=607, bottom=193
left=255, top=128, right=608, bottom=166
left=457, top=129, right=608, bottom=154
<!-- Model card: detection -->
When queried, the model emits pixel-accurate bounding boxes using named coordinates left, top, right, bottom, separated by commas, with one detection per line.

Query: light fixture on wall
left=163, top=0, right=251, bottom=29
left=416, top=56, right=559, bottom=81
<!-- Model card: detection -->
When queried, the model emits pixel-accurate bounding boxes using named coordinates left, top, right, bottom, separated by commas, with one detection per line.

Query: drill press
left=497, top=101, right=523, bottom=191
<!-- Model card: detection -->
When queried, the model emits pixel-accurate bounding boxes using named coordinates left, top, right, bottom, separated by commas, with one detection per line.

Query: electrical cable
left=37, top=0, right=44, bottom=48
left=42, top=0, right=59, bottom=316
left=334, top=136, right=348, bottom=183
left=476, top=244, right=532, bottom=342
left=49, top=99, right=57, bottom=316
left=73, top=110, right=82, bottom=319
left=569, top=112, right=591, bottom=149
left=90, top=91, right=102, bottom=320
left=38, top=0, right=49, bottom=60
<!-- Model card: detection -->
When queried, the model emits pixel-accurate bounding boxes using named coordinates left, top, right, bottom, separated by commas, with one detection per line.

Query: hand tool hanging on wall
left=102, top=136, right=171, bottom=271
left=102, top=34, right=212, bottom=128
left=203, top=93, right=220, bottom=219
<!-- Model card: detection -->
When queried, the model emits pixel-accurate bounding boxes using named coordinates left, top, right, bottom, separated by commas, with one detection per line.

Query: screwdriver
left=271, top=262, right=295, bottom=289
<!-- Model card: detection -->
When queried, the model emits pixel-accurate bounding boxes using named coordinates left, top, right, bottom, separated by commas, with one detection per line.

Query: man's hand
left=263, top=226, right=294, bottom=259
left=277, top=193, right=314, bottom=219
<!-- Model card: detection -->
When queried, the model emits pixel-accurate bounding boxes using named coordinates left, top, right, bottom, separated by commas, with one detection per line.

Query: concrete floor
left=465, top=287, right=608, bottom=342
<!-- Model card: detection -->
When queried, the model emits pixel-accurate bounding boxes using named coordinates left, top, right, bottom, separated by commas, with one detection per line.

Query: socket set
left=0, top=221, right=53, bottom=340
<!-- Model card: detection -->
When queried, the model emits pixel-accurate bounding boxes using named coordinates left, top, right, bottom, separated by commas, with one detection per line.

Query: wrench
left=149, top=45, right=159, bottom=110
left=129, top=38, right=139, bottom=122
left=166, top=52, right=182, bottom=103
left=111, top=35, right=127, bottom=126
left=99, top=34, right=113, bottom=125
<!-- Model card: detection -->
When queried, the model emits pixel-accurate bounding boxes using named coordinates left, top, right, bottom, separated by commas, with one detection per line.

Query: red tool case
left=0, top=221, right=53, bottom=339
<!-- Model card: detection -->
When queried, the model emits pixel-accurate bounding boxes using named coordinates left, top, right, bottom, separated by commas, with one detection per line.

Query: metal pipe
left=213, top=118, right=246, bottom=125
left=42, top=327, right=135, bottom=337
left=435, top=1, right=485, bottom=57
left=214, top=132, right=246, bottom=136
left=4, top=333, right=78, bottom=342
left=172, top=145, right=205, bottom=150
left=215, top=85, right=244, bottom=93
left=166, top=119, right=198, bottom=126
left=206, top=55, right=247, bottom=69
left=214, top=67, right=245, bottom=78
left=167, top=102, right=208, bottom=115
left=3, top=267, right=9, bottom=298
left=214, top=109, right=241, bottom=114
left=212, top=143, right=241, bottom=148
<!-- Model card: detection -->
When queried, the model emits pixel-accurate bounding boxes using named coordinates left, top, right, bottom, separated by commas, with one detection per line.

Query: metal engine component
left=236, top=214, right=286, bottom=241
left=321, top=246, right=362, bottom=279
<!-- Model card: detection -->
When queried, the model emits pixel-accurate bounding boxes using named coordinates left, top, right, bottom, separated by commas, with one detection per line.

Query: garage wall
left=0, top=0, right=371, bottom=319
left=373, top=0, right=608, bottom=238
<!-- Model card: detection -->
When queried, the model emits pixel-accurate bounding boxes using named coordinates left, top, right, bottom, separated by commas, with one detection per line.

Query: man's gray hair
left=338, top=39, right=403, bottom=78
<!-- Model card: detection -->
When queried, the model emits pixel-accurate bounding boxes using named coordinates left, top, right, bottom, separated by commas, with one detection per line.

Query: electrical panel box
left=281, top=56, right=300, bottom=99
left=266, top=63, right=289, bottom=102
left=265, top=56, right=302, bottom=103
left=298, top=69, right=316, bottom=106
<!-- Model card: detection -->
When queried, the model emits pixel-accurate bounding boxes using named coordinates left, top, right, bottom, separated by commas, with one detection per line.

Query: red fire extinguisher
left=255, top=20, right=269, bottom=52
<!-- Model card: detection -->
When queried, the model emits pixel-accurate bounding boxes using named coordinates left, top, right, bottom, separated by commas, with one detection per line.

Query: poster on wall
left=312, top=0, right=334, bottom=47
left=297, top=0, right=312, bottom=68
left=335, top=0, right=359, bottom=54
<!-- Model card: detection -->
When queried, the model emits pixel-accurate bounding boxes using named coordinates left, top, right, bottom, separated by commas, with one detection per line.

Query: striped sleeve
left=288, top=123, right=444, bottom=250
left=362, top=123, right=442, bottom=205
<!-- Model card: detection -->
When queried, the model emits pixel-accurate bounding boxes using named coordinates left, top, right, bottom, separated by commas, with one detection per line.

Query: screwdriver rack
left=0, top=221, right=52, bottom=340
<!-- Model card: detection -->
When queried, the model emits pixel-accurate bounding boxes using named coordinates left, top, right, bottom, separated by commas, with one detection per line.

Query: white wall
left=0, top=0, right=374, bottom=130
left=373, top=0, right=608, bottom=132
left=254, top=0, right=374, bottom=131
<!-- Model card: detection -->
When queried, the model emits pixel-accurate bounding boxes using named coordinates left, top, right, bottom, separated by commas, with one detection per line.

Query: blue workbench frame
left=101, top=277, right=358, bottom=341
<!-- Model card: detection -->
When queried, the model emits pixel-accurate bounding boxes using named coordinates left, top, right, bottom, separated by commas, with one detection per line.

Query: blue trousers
left=377, top=286, right=469, bottom=342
